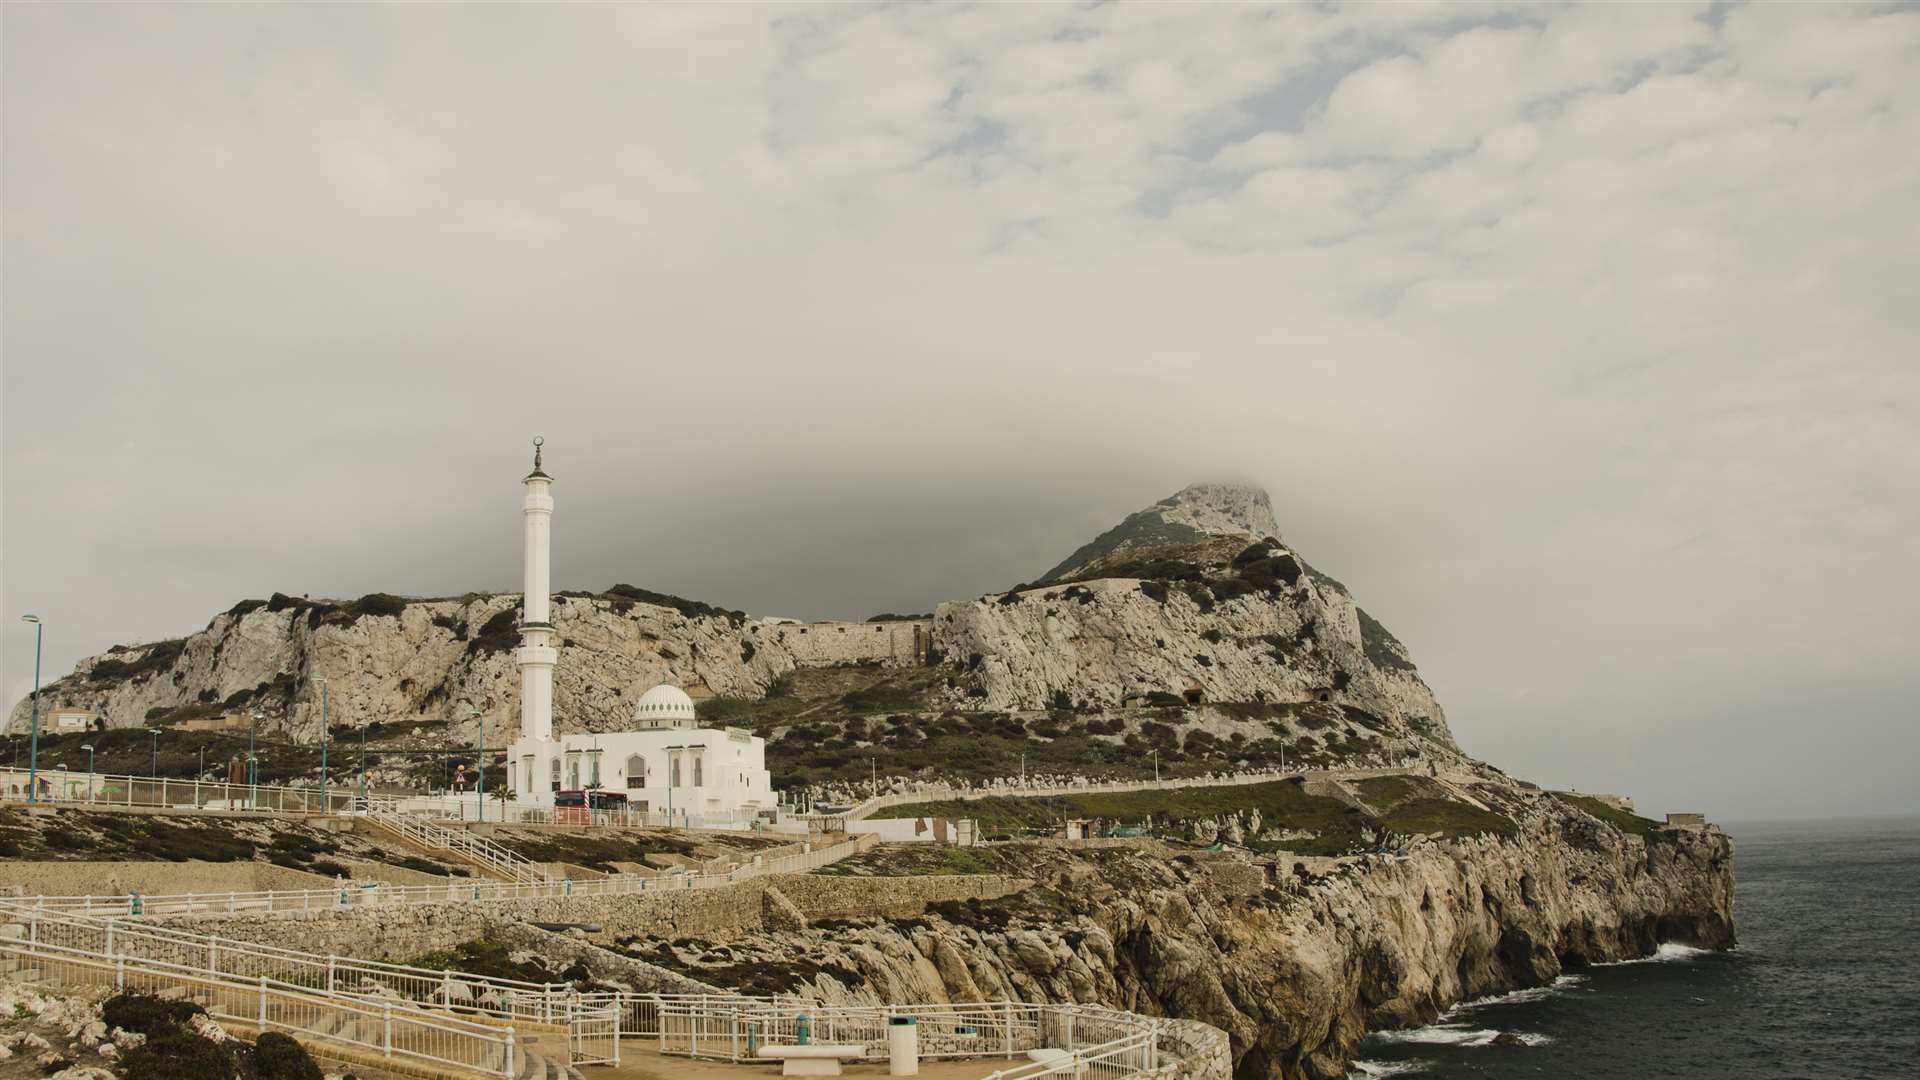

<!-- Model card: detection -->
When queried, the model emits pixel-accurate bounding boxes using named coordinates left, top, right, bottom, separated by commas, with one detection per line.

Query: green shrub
left=466, top=608, right=521, bottom=656
left=121, top=1029, right=236, bottom=1080
left=349, top=593, right=409, bottom=619
left=601, top=584, right=746, bottom=625
left=252, top=1032, right=323, bottom=1080
left=103, top=992, right=205, bottom=1035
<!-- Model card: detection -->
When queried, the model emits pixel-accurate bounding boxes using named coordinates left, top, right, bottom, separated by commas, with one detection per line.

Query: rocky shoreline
left=580, top=787, right=1731, bottom=1080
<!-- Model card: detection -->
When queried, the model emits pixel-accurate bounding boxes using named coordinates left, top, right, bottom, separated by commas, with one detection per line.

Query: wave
left=1593, top=942, right=1712, bottom=967
left=1347, top=1059, right=1431, bottom=1078
left=1372, top=1022, right=1555, bottom=1048
left=1446, top=973, right=1587, bottom=1014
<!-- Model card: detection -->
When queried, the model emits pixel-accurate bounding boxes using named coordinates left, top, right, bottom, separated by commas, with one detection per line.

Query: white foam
left=1347, top=1059, right=1431, bottom=1078
left=1373, top=1022, right=1555, bottom=1049
left=1593, top=942, right=1711, bottom=967
left=1445, top=973, right=1586, bottom=1014
left=1373, top=1023, right=1504, bottom=1046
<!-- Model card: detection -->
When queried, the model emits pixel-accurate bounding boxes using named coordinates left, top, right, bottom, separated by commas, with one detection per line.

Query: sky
left=3, top=2, right=1916, bottom=822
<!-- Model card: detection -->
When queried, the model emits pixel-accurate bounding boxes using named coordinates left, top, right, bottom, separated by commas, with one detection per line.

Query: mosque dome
left=634, top=684, right=697, bottom=723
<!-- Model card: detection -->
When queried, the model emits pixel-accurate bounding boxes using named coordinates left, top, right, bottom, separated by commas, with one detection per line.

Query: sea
left=1346, top=815, right=1920, bottom=1080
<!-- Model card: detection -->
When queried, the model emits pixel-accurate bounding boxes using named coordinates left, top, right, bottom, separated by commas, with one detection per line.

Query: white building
left=503, top=440, right=773, bottom=822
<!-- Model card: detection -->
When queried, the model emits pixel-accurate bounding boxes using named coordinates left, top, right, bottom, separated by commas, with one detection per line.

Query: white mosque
left=504, top=440, right=773, bottom=822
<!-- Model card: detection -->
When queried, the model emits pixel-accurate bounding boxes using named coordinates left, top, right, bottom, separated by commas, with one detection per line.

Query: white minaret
left=516, top=438, right=557, bottom=800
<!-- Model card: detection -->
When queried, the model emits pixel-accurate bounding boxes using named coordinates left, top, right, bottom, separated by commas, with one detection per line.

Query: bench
left=761, top=1044, right=865, bottom=1076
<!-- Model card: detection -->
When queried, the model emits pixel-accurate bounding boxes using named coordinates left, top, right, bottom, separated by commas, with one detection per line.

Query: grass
left=1353, top=775, right=1421, bottom=808
left=488, top=830, right=696, bottom=873
left=1554, top=792, right=1675, bottom=843
left=814, top=846, right=1010, bottom=877
left=1378, top=797, right=1518, bottom=839
left=872, top=775, right=1518, bottom=852
left=877, top=778, right=1363, bottom=833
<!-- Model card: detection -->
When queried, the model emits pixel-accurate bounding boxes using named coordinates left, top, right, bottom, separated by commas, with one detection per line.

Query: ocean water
left=1347, top=815, right=1920, bottom=1079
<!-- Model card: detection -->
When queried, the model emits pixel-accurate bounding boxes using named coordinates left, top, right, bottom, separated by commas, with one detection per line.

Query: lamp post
left=1152, top=748, right=1159, bottom=784
left=21, top=615, right=42, bottom=803
left=316, top=678, right=329, bottom=801
left=81, top=744, right=94, bottom=801
left=358, top=716, right=368, bottom=810
left=150, top=730, right=159, bottom=779
left=249, top=709, right=262, bottom=806
left=469, top=707, right=484, bottom=823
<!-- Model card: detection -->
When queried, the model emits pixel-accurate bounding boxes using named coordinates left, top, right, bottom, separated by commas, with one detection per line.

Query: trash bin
left=887, top=1015, right=919, bottom=1076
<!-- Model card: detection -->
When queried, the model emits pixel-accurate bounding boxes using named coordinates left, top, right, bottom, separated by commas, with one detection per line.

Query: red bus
left=552, top=789, right=628, bottom=824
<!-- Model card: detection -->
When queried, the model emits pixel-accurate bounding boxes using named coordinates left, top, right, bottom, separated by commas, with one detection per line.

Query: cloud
left=2, top=2, right=1916, bottom=819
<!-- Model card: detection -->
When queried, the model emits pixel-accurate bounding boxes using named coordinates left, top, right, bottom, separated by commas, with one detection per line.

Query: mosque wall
left=749, top=619, right=932, bottom=668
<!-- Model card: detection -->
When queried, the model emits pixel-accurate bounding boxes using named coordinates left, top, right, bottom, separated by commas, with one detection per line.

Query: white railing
left=2, top=901, right=575, bottom=1023
left=0, top=902, right=1226, bottom=1079
left=364, top=804, right=544, bottom=883
left=840, top=765, right=1408, bottom=821
left=0, top=767, right=367, bottom=816
left=655, top=996, right=1227, bottom=1078
left=9, top=837, right=869, bottom=917
left=0, top=937, right=519, bottom=1077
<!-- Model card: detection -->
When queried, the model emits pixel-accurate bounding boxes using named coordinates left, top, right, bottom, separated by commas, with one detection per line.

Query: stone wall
left=767, top=873, right=1030, bottom=920
left=0, top=860, right=332, bottom=900
left=750, top=620, right=929, bottom=668
left=151, top=872, right=1032, bottom=960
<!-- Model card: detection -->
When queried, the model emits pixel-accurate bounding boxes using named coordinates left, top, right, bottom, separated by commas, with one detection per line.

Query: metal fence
left=8, top=836, right=868, bottom=917
left=654, top=997, right=1218, bottom=1076
left=0, top=937, right=519, bottom=1077
left=0, top=767, right=366, bottom=816
left=362, top=805, right=544, bottom=882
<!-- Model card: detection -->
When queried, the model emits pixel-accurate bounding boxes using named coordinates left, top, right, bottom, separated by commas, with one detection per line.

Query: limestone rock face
left=936, top=566, right=1449, bottom=742
left=654, top=793, right=1734, bottom=1080
left=5, top=593, right=793, bottom=743
left=1042, top=482, right=1282, bottom=583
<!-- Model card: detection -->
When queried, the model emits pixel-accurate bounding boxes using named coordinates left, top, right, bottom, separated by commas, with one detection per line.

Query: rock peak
left=1040, top=480, right=1281, bottom=583
left=1152, top=482, right=1280, bottom=543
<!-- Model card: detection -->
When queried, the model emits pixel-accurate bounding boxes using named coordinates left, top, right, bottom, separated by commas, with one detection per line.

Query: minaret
left=517, top=438, right=557, bottom=753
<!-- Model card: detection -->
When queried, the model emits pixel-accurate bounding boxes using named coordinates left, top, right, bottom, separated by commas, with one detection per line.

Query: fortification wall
left=151, top=872, right=1029, bottom=960
left=766, top=873, right=1030, bottom=920
left=0, top=860, right=334, bottom=900
left=750, top=620, right=929, bottom=668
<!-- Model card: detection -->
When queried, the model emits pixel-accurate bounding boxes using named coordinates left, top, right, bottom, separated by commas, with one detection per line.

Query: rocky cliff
left=1042, top=482, right=1282, bottom=583
left=600, top=784, right=1734, bottom=1080
left=8, top=482, right=1450, bottom=759
left=3, top=589, right=793, bottom=743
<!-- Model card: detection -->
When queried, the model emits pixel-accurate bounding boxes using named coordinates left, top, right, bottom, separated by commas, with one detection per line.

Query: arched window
left=567, top=758, right=580, bottom=789
left=626, top=755, right=646, bottom=789
left=670, top=755, right=680, bottom=787
left=693, top=755, right=703, bottom=787
left=549, top=757, right=560, bottom=792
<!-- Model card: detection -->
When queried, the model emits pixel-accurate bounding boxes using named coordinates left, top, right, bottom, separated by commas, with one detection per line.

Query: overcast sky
left=4, top=3, right=1916, bottom=822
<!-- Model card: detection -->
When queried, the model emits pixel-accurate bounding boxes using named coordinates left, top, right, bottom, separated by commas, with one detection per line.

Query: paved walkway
left=609, top=1045, right=1025, bottom=1079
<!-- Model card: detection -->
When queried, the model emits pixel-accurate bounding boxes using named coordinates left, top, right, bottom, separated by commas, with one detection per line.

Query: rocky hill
left=9, top=481, right=1449, bottom=775
left=1041, top=482, right=1282, bottom=583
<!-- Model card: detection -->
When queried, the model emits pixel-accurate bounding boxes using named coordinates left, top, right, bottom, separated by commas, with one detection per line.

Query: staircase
left=0, top=904, right=613, bottom=1077
left=364, top=806, right=545, bottom=884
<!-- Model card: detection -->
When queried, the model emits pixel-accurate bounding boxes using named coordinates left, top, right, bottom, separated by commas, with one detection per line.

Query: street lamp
left=315, top=678, right=330, bottom=800
left=358, top=715, right=368, bottom=810
left=81, top=744, right=94, bottom=801
left=249, top=710, right=263, bottom=804
left=469, top=707, right=485, bottom=823
left=1152, top=748, right=1159, bottom=784
left=20, top=615, right=42, bottom=803
left=150, top=730, right=160, bottom=780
